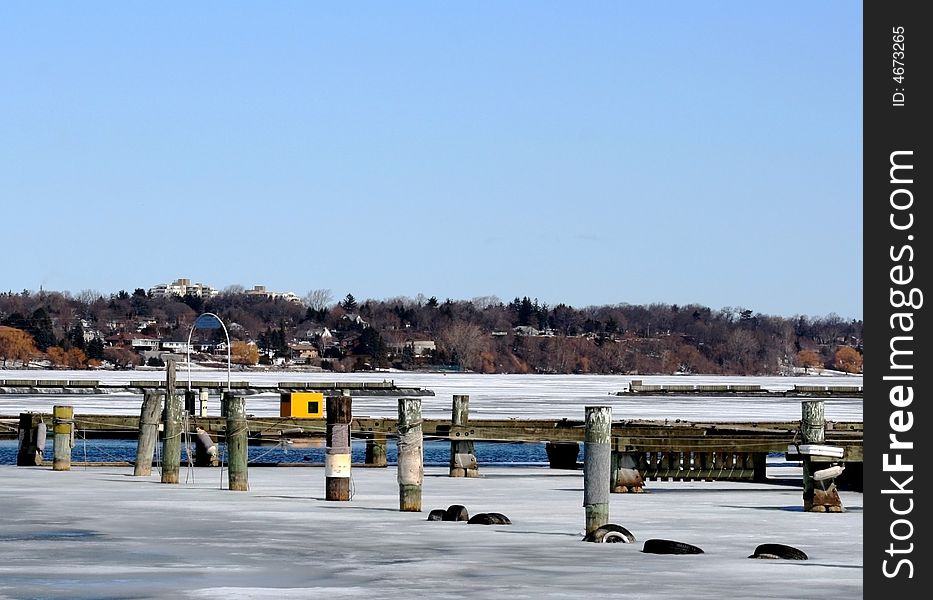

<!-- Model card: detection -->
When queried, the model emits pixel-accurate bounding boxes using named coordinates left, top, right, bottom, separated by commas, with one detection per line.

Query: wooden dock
left=619, top=382, right=863, bottom=397
left=2, top=412, right=863, bottom=487
left=0, top=378, right=434, bottom=396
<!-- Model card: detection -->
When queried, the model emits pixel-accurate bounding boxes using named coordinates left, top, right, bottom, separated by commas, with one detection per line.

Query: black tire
left=582, top=524, right=636, bottom=544
left=443, top=504, right=469, bottom=522
left=642, top=538, right=704, bottom=555
left=748, top=543, right=808, bottom=560
left=468, top=512, right=512, bottom=525
left=426, top=509, right=446, bottom=521
left=486, top=512, right=512, bottom=525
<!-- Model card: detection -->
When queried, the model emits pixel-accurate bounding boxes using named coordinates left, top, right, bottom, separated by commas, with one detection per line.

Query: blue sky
left=0, top=2, right=862, bottom=319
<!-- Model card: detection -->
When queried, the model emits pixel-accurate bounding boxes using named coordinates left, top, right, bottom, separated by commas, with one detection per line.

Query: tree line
left=0, top=288, right=863, bottom=375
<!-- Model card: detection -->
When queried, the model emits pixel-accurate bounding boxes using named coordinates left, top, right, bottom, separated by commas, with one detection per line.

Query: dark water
left=0, top=438, right=550, bottom=466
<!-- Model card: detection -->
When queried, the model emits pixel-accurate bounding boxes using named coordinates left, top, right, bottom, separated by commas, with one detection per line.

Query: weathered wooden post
left=801, top=400, right=844, bottom=512
left=134, top=391, right=162, bottom=476
left=397, top=398, right=424, bottom=511
left=16, top=413, right=45, bottom=466
left=224, top=392, right=249, bottom=491
left=325, top=395, right=352, bottom=501
left=752, top=452, right=768, bottom=483
left=199, top=388, right=209, bottom=417
left=364, top=433, right=387, bottom=467
left=449, top=394, right=479, bottom=477
left=160, top=361, right=181, bottom=484
left=584, top=406, right=612, bottom=535
left=52, top=405, right=74, bottom=471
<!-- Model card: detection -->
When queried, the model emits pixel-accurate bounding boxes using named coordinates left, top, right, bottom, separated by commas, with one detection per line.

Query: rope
left=183, top=411, right=195, bottom=484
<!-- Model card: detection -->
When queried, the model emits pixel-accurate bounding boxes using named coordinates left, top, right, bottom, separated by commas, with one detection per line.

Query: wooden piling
left=449, top=394, right=479, bottom=477
left=160, top=361, right=181, bottom=484
left=584, top=406, right=611, bottom=535
left=160, top=392, right=182, bottom=483
left=133, top=391, right=162, bottom=476
left=364, top=433, right=387, bottom=467
left=397, top=398, right=424, bottom=511
left=325, top=395, right=352, bottom=501
left=224, top=392, right=249, bottom=491
left=199, top=388, right=209, bottom=417
left=16, top=413, right=44, bottom=466
left=52, top=405, right=74, bottom=471
left=801, top=400, right=844, bottom=512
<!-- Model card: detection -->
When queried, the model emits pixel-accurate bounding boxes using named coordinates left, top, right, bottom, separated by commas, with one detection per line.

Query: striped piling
left=326, top=395, right=352, bottom=501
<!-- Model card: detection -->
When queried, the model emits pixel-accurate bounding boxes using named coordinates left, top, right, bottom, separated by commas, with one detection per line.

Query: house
left=246, top=285, right=302, bottom=304
left=513, top=325, right=542, bottom=336
left=306, top=327, right=335, bottom=349
left=160, top=340, right=191, bottom=353
left=104, top=332, right=159, bottom=351
left=387, top=339, right=437, bottom=357
left=288, top=342, right=319, bottom=363
left=340, top=314, right=369, bottom=327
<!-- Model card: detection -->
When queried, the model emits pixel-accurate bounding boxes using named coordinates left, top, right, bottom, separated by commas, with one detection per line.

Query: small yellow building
left=280, top=392, right=324, bottom=418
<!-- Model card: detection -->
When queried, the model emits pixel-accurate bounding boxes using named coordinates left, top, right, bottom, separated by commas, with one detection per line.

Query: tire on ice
left=442, top=504, right=469, bottom=522
left=748, top=543, right=808, bottom=560
left=468, top=512, right=512, bottom=525
left=582, top=524, right=636, bottom=544
left=641, top=539, right=704, bottom=554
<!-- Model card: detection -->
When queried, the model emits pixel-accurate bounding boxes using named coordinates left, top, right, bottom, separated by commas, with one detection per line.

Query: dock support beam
left=16, top=413, right=45, bottom=466
left=224, top=392, right=249, bottom=491
left=449, top=394, right=479, bottom=477
left=52, top=405, right=74, bottom=471
left=584, top=406, right=611, bottom=535
left=397, top=398, right=423, bottom=511
left=326, top=395, right=352, bottom=501
left=134, top=392, right=162, bottom=476
left=801, top=400, right=843, bottom=512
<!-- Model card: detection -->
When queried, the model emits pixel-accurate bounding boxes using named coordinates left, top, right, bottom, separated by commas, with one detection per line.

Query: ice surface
left=0, top=370, right=863, bottom=598
left=0, top=370, right=864, bottom=422
left=0, top=464, right=862, bottom=599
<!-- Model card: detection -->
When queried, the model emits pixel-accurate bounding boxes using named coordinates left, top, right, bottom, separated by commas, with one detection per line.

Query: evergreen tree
left=28, top=308, right=56, bottom=351
left=69, top=322, right=87, bottom=352
left=341, top=293, right=358, bottom=312
left=86, top=337, right=105, bottom=361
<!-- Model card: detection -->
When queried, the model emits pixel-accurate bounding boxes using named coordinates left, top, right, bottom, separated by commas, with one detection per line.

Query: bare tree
left=438, top=322, right=487, bottom=371
left=304, top=289, right=333, bottom=310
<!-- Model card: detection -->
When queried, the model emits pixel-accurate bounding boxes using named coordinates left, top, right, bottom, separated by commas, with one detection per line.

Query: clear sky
left=0, top=2, right=862, bottom=320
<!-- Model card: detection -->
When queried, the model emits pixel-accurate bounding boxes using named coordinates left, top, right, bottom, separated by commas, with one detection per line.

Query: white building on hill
left=149, top=278, right=219, bottom=299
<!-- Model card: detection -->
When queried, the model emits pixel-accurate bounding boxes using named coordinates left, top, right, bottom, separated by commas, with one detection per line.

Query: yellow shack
left=280, top=392, right=324, bottom=418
